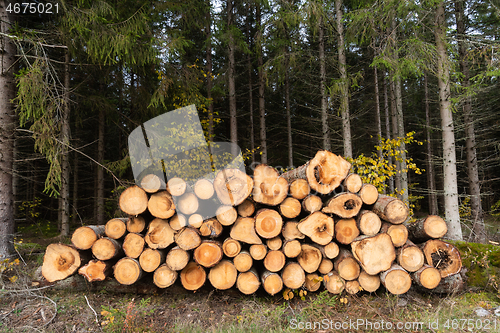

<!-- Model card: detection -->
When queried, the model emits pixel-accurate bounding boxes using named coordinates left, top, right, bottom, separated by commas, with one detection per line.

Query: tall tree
left=318, top=5, right=330, bottom=151
left=256, top=2, right=268, bottom=163
left=424, top=73, right=438, bottom=215
left=228, top=0, right=238, bottom=157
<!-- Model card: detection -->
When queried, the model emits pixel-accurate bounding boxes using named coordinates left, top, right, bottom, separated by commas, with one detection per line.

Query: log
left=233, top=250, right=253, bottom=272
left=263, top=250, right=286, bottom=272
left=322, top=193, right=363, bottom=218
left=236, top=269, right=261, bottom=295
left=180, top=262, right=206, bottom=291
left=122, top=233, right=145, bottom=259
left=289, top=179, right=310, bottom=200
left=282, top=262, right=306, bottom=289
left=42, top=243, right=85, bottom=282
left=380, top=263, right=412, bottom=295
left=407, top=215, right=448, bottom=242
left=249, top=244, right=267, bottom=260
left=298, top=212, right=334, bottom=245
left=397, top=240, right=424, bottom=272
left=127, top=215, right=146, bottom=234
left=380, top=222, right=408, bottom=247
left=237, top=199, right=255, bottom=217
left=335, top=218, right=360, bottom=245
left=213, top=168, right=254, bottom=206
left=428, top=271, right=465, bottom=294
left=165, top=246, right=190, bottom=271
left=334, top=248, right=360, bottom=281
left=216, top=205, right=238, bottom=226
left=193, top=240, right=223, bottom=268
left=140, top=173, right=164, bottom=193
left=222, top=238, right=242, bottom=258
left=411, top=264, right=441, bottom=290
left=282, top=221, right=305, bottom=241
left=318, top=258, right=334, bottom=275
left=230, top=217, right=262, bottom=244
left=351, top=233, right=395, bottom=275
left=153, top=264, right=178, bottom=288
left=169, top=214, right=188, bottom=231
left=71, top=225, right=105, bottom=250
left=421, top=240, right=462, bottom=278
left=193, top=178, right=214, bottom=200
left=297, top=244, right=322, bottom=273
left=145, top=218, right=175, bottom=249
left=176, top=192, right=199, bottom=215
left=358, top=183, right=379, bottom=205
left=105, top=218, right=128, bottom=239
left=343, top=173, right=362, bottom=193
left=119, top=185, right=148, bottom=215
left=345, top=280, right=361, bottom=295
left=255, top=209, right=283, bottom=239
left=323, top=271, right=345, bottom=294
left=174, top=227, right=201, bottom=251
left=188, top=214, right=203, bottom=228
left=266, top=237, right=282, bottom=251
left=139, top=248, right=165, bottom=272
left=166, top=177, right=186, bottom=196
left=323, top=242, right=340, bottom=259
left=305, top=273, right=322, bottom=292
left=78, top=260, right=112, bottom=282
left=199, top=218, right=223, bottom=238
left=372, top=194, right=408, bottom=224
left=281, top=150, right=351, bottom=194
left=113, top=257, right=143, bottom=285
left=252, top=164, right=288, bottom=205
left=261, top=271, right=283, bottom=296
left=283, top=239, right=302, bottom=258
left=279, top=197, right=302, bottom=219
left=302, top=195, right=323, bottom=213
left=356, top=210, right=382, bottom=236
left=148, top=190, right=176, bottom=219
left=92, top=237, right=122, bottom=261
left=208, top=260, right=237, bottom=290
left=358, top=270, right=380, bottom=292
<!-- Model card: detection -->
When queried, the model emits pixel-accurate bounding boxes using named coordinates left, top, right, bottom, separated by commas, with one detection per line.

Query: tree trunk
left=319, top=12, right=330, bottom=151
left=389, top=80, right=401, bottom=193
left=435, top=0, right=463, bottom=240
left=372, top=194, right=409, bottom=224
left=237, top=199, right=255, bottom=218
left=228, top=0, right=238, bottom=158
left=257, top=4, right=267, bottom=163
left=359, top=184, right=379, bottom=205
left=59, top=50, right=71, bottom=236
left=199, top=218, right=223, bottom=238
left=206, top=2, right=214, bottom=140
left=407, top=215, right=448, bottom=242
left=424, top=73, right=438, bottom=215
left=374, top=65, right=383, bottom=159
left=383, top=75, right=394, bottom=194
left=283, top=239, right=302, bottom=258
left=246, top=3, right=255, bottom=163
left=96, top=105, right=105, bottom=225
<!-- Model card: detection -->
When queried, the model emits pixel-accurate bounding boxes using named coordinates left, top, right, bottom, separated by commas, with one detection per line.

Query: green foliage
left=101, top=297, right=154, bottom=332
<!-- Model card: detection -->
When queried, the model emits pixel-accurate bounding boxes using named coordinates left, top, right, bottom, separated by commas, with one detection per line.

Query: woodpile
left=42, top=150, right=464, bottom=296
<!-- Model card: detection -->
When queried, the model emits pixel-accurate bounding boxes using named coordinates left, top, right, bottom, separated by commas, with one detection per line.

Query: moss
left=448, top=240, right=500, bottom=292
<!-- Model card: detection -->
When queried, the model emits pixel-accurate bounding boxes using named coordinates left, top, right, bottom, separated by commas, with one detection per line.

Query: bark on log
left=323, top=271, right=345, bottom=294
left=122, top=233, right=145, bottom=259
left=411, top=264, right=441, bottom=290
left=298, top=211, right=334, bottom=245
left=380, top=263, right=412, bottom=295
left=358, top=184, right=379, bottom=205
left=407, top=215, right=448, bottom=242
left=356, top=210, right=382, bottom=236
left=334, top=248, right=360, bottom=281
left=180, top=262, right=206, bottom=290
left=282, top=262, right=306, bottom=289
left=343, top=173, right=362, bottom=193
left=230, top=217, right=262, bottom=244
left=105, top=218, right=128, bottom=239
left=289, top=179, right=310, bottom=200
left=174, top=227, right=202, bottom=251
left=302, top=195, right=323, bottom=213
left=335, top=218, right=360, bottom=245
left=92, top=237, right=122, bottom=261
left=139, top=248, right=165, bottom=272
left=167, top=177, right=187, bottom=196
left=148, top=190, right=176, bottom=219
left=297, top=244, right=322, bottom=273
left=193, top=178, right=215, bottom=200
left=322, top=192, right=363, bottom=218
left=397, top=240, right=424, bottom=272
left=199, top=218, right=224, bottom=238
left=42, top=243, right=86, bottom=282
left=428, top=271, right=465, bottom=294
left=236, top=269, right=261, bottom=294
left=165, top=246, right=190, bottom=271
left=119, top=185, right=148, bottom=215
left=127, top=215, right=146, bottom=234
left=351, top=233, right=396, bottom=275
left=263, top=250, right=286, bottom=272
left=193, top=240, right=223, bottom=268
left=145, top=218, right=175, bottom=249
left=78, top=260, right=112, bottom=282
left=222, top=238, right=242, bottom=258
left=252, top=164, right=288, bottom=205
left=255, top=209, right=283, bottom=239
left=279, top=197, right=301, bottom=219
left=283, top=239, right=302, bottom=258
left=71, top=225, right=105, bottom=250
left=249, top=244, right=267, bottom=260
left=113, top=257, right=143, bottom=285
left=261, top=271, right=283, bottom=296
left=233, top=250, right=253, bottom=272
left=208, top=260, right=237, bottom=290
left=237, top=199, right=255, bottom=217
left=153, top=264, right=178, bottom=288
left=216, top=205, right=238, bottom=226
left=282, top=221, right=305, bottom=241
left=372, top=194, right=408, bottom=224
left=380, top=222, right=408, bottom=247
left=421, top=240, right=462, bottom=278
left=358, top=270, right=380, bottom=293
left=213, top=168, right=254, bottom=206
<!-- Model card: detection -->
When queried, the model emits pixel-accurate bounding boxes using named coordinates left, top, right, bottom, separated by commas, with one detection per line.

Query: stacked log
left=42, top=150, right=464, bottom=296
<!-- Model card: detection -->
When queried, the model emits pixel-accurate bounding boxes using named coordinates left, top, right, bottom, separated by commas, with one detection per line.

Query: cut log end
left=298, top=212, right=334, bottom=245
left=71, top=226, right=105, bottom=250
left=289, top=179, right=310, bottom=200
left=42, top=244, right=82, bottom=282
left=153, top=264, right=178, bottom=288
left=148, top=191, right=176, bottom=219
left=237, top=270, right=260, bottom=294
left=114, top=258, right=143, bottom=285
left=322, top=193, right=363, bottom=218
left=252, top=164, right=289, bottom=206
left=380, top=264, right=412, bottom=295
left=214, top=169, right=254, bottom=206
left=119, top=185, right=148, bottom=215
left=282, top=262, right=305, bottom=289
left=255, top=209, right=283, bottom=239
left=422, top=240, right=462, bottom=278
left=208, top=260, right=237, bottom=290
left=180, top=262, right=206, bottom=291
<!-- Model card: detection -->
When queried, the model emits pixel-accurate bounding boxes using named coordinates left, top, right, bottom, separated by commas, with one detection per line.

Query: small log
left=323, top=271, right=345, bottom=294
left=148, top=190, right=176, bottom=219
left=380, top=263, right=412, bottom=295
left=114, top=257, right=143, bottom=285
left=216, top=205, right=238, bottom=226
left=358, top=270, right=380, bottom=292
left=305, top=273, right=322, bottom=292
left=281, top=150, right=351, bottom=194
left=176, top=192, right=199, bottom=215
left=263, top=250, right=286, bottom=272
left=169, top=214, right=187, bottom=231
left=193, top=240, right=223, bottom=268
left=71, top=225, right=105, bottom=250
left=193, top=178, right=214, bottom=200
left=358, top=183, right=379, bottom=205
left=334, top=248, right=360, bottom=281
left=380, top=222, right=408, bottom=247
left=335, top=218, right=360, bottom=245
left=318, top=258, right=334, bottom=275
left=122, top=233, right=145, bottom=259
left=428, top=271, right=465, bottom=294
left=236, top=269, right=260, bottom=294
left=407, top=215, right=448, bottom=242
left=139, top=248, right=165, bottom=272
left=78, top=260, right=112, bottom=282
left=165, top=246, right=190, bottom=271
left=356, top=210, right=382, bottom=236
left=297, top=244, right=322, bottom=273
left=421, top=240, right=462, bottom=278
left=208, top=260, right=237, bottom=290
left=372, top=194, right=408, bottom=224
left=282, top=262, right=306, bottom=289
left=351, top=233, right=396, bottom=275
left=324, top=242, right=340, bottom=259
left=302, top=194, right=323, bottom=213
left=140, top=174, right=164, bottom=193
left=289, top=179, right=310, bottom=200
left=237, top=199, right=255, bottom=217
left=233, top=250, right=253, bottom=272
left=153, top=264, right=177, bottom=288
left=119, top=185, right=148, bottom=215
left=283, top=239, right=302, bottom=258
left=252, top=164, right=289, bottom=205
left=261, top=271, right=283, bottom=296
left=255, top=209, right=283, bottom=239
left=282, top=221, right=305, bottom=241
left=180, top=262, right=206, bottom=290
left=397, top=240, right=424, bottom=272
left=145, top=218, right=175, bottom=249
left=279, top=197, right=302, bottom=219
left=92, top=237, right=122, bottom=261
left=167, top=177, right=186, bottom=196
left=298, top=212, right=335, bottom=245
left=222, top=238, right=242, bottom=258
left=266, top=237, right=282, bottom=251
left=213, top=168, right=254, bottom=206
left=199, top=218, right=223, bottom=238
left=322, top=193, right=363, bottom=218
left=42, top=244, right=85, bottom=282
left=412, top=264, right=441, bottom=290
left=249, top=244, right=267, bottom=260
left=230, top=217, right=263, bottom=245
left=345, top=280, right=361, bottom=295
left=174, top=227, right=202, bottom=251
left=105, top=218, right=128, bottom=239
left=188, top=214, right=204, bottom=228
left=127, top=215, right=146, bottom=234
left=343, top=173, right=362, bottom=193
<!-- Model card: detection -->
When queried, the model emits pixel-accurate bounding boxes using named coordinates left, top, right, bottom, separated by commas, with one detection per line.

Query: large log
left=127, top=215, right=146, bottom=234
left=358, top=183, right=379, bottom=205
left=208, top=260, right=237, bottom=290
left=78, top=260, right=112, bottom=282
left=289, top=179, right=310, bottom=200
left=334, top=248, right=360, bottom=281
left=322, top=192, right=363, bottom=218
left=193, top=240, right=223, bottom=268
left=113, top=257, right=143, bottom=285
left=297, top=244, right=322, bottom=273
left=407, top=215, right=448, bottom=242
left=421, top=240, right=462, bottom=278
left=252, top=164, right=288, bottom=205
left=351, top=233, right=396, bottom=275
left=397, top=240, right=424, bottom=272
left=279, top=197, right=302, bottom=219
left=236, top=269, right=261, bottom=294
left=153, top=264, right=177, bottom=288
left=174, top=227, right=201, bottom=251
left=71, top=225, right=105, bottom=250
left=343, top=173, right=362, bottom=193
left=233, top=250, right=253, bottom=272
left=380, top=263, right=412, bottom=295
left=139, top=248, right=165, bottom=272
left=411, top=264, right=441, bottom=290
left=261, top=271, right=283, bottom=296
left=213, top=168, right=254, bottom=206
left=356, top=210, right=381, bottom=236
left=323, top=271, right=345, bottom=294
left=122, top=233, right=145, bottom=259
left=42, top=243, right=86, bottom=282
left=145, top=218, right=175, bottom=249
left=358, top=270, right=380, bottom=293
left=335, top=218, right=360, bottom=245
left=263, top=250, right=286, bottom=272
left=255, top=209, right=283, bottom=239
left=92, top=237, right=122, bottom=261
left=193, top=178, right=214, bottom=200
left=298, top=211, right=334, bottom=245
left=372, top=194, right=408, bottom=224
left=230, top=217, right=263, bottom=245
left=380, top=222, right=408, bottom=247
left=105, top=218, right=128, bottom=239
left=165, top=246, right=190, bottom=271
left=119, top=185, right=148, bottom=215
left=180, top=262, right=206, bottom=291
left=282, top=262, right=306, bottom=289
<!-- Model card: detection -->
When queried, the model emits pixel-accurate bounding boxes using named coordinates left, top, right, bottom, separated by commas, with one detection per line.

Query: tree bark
left=383, top=74, right=394, bottom=193
left=96, top=100, right=105, bottom=225
left=424, top=73, right=438, bottom=215
left=257, top=4, right=267, bottom=163
left=227, top=0, right=238, bottom=157
left=319, top=11, right=330, bottom=151
left=206, top=1, right=214, bottom=140
left=59, top=50, right=71, bottom=236
left=246, top=2, right=255, bottom=163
